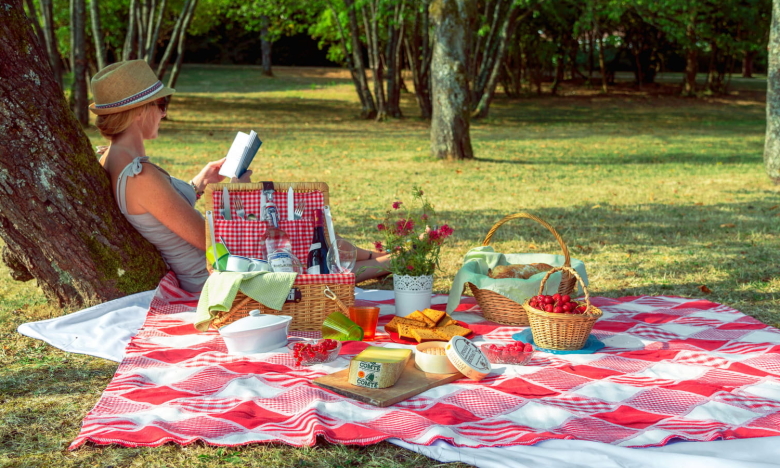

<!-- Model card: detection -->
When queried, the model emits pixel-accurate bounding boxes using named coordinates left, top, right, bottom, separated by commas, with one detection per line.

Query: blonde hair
left=95, top=105, right=146, bottom=139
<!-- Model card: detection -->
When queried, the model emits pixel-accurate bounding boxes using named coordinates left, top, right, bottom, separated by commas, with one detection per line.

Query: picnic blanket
left=66, top=272, right=780, bottom=451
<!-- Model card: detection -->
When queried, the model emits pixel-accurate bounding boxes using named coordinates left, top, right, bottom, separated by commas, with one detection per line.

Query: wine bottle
left=310, top=209, right=329, bottom=274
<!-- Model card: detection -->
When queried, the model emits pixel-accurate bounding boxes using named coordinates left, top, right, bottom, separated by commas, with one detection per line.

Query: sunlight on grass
left=1, top=65, right=778, bottom=467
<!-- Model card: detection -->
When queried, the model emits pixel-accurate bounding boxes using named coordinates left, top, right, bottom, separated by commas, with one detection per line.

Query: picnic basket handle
left=481, top=212, right=576, bottom=296
left=537, top=266, right=593, bottom=313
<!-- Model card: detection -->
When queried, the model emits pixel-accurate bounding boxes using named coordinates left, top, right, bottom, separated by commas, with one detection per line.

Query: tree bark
left=344, top=0, right=377, bottom=119
left=260, top=15, right=273, bottom=77
left=23, top=0, right=46, bottom=50
left=764, top=0, right=780, bottom=184
left=597, top=29, right=607, bottom=93
left=145, top=0, right=167, bottom=65
left=71, top=0, right=89, bottom=126
left=430, top=0, right=474, bottom=160
left=40, top=0, right=63, bottom=89
left=682, top=21, right=698, bottom=96
left=89, top=0, right=107, bottom=70
left=0, top=0, right=168, bottom=307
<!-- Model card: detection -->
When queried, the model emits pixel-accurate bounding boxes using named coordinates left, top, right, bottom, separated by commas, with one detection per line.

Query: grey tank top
left=116, top=157, right=207, bottom=292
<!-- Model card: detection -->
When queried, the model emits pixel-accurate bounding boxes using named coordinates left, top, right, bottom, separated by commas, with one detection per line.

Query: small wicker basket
left=523, top=266, right=602, bottom=351
left=468, top=212, right=577, bottom=327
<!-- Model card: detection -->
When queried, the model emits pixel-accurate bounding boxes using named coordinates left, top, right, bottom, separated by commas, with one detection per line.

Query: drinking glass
left=348, top=306, right=380, bottom=341
left=326, top=239, right=357, bottom=274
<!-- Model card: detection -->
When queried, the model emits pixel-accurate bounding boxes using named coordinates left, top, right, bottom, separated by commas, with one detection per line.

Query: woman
left=90, top=60, right=251, bottom=292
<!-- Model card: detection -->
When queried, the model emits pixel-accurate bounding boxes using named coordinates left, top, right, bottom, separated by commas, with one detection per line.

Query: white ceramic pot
left=218, top=310, right=292, bottom=355
left=393, top=274, right=433, bottom=316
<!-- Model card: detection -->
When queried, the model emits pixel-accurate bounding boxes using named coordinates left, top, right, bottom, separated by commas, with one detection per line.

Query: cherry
left=553, top=306, right=564, bottom=314
left=561, top=295, right=571, bottom=303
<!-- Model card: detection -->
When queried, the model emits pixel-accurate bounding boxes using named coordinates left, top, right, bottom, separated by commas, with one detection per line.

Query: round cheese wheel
left=445, top=336, right=491, bottom=381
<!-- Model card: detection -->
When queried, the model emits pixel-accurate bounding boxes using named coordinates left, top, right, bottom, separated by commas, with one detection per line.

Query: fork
left=294, top=201, right=305, bottom=220
left=232, top=195, right=246, bottom=220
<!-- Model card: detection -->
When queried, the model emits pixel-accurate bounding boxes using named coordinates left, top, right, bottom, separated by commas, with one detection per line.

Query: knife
left=287, top=187, right=294, bottom=221
left=222, top=187, right=232, bottom=220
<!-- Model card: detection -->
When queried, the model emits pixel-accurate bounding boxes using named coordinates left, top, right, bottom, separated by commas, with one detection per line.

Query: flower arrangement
left=376, top=187, right=454, bottom=277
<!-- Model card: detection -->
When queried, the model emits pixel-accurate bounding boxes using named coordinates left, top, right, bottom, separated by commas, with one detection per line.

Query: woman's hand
left=191, top=158, right=227, bottom=193
left=230, top=170, right=253, bottom=184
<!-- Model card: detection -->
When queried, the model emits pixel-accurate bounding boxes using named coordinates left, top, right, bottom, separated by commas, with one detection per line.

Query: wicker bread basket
left=203, top=182, right=354, bottom=331
left=523, top=266, right=602, bottom=351
left=468, top=213, right=577, bottom=326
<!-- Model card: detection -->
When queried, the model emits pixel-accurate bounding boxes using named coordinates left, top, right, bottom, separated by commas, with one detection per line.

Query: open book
left=219, top=130, right=262, bottom=179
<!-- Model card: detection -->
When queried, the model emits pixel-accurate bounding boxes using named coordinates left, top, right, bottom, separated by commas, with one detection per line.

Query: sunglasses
left=153, top=97, right=168, bottom=114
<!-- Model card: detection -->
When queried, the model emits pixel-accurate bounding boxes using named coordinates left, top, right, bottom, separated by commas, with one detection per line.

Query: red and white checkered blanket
left=69, top=273, right=780, bottom=450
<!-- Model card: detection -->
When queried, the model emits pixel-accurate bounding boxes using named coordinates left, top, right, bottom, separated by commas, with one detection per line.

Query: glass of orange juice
left=348, top=306, right=380, bottom=341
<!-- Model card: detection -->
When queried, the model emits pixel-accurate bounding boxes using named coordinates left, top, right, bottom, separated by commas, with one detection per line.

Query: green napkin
left=194, top=271, right=297, bottom=331
left=445, top=246, right=587, bottom=313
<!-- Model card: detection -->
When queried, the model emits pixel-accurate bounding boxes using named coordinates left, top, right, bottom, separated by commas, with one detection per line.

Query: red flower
left=392, top=201, right=403, bottom=210
left=395, top=218, right=414, bottom=236
left=422, top=213, right=429, bottom=221
left=439, top=224, right=454, bottom=237
left=407, top=265, right=414, bottom=271
left=373, top=241, right=384, bottom=251
left=377, top=223, right=386, bottom=231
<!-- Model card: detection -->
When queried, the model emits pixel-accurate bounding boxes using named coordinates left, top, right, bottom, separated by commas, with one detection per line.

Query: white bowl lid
left=219, top=310, right=292, bottom=335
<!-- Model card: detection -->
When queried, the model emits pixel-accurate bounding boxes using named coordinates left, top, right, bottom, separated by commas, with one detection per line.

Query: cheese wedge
left=348, top=346, right=412, bottom=388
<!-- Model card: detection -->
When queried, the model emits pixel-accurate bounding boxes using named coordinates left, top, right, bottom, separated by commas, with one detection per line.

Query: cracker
left=433, top=324, right=471, bottom=340
left=407, top=310, right=435, bottom=327
left=421, top=308, right=445, bottom=325
left=397, top=323, right=419, bottom=340
left=385, top=316, right=428, bottom=333
left=411, top=328, right=444, bottom=343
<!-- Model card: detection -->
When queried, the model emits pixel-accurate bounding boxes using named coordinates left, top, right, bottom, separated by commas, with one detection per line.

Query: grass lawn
left=1, top=65, right=778, bottom=467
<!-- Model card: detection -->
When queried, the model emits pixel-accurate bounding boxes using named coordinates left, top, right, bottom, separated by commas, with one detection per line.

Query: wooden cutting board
left=312, top=359, right=463, bottom=407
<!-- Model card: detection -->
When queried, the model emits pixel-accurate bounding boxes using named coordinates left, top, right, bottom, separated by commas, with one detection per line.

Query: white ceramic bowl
left=218, top=310, right=292, bottom=355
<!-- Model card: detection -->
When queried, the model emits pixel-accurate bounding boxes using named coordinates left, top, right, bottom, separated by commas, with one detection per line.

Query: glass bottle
left=261, top=191, right=303, bottom=273
left=306, top=209, right=328, bottom=274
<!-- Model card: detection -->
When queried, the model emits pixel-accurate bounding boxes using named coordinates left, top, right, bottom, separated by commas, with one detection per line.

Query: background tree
left=404, top=0, right=433, bottom=118
left=765, top=0, right=780, bottom=184
left=0, top=0, right=168, bottom=306
left=430, top=0, right=475, bottom=159
left=70, top=0, right=90, bottom=126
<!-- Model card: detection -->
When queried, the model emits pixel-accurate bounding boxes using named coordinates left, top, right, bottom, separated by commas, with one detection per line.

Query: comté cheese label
left=348, top=346, right=412, bottom=389
left=445, top=336, right=491, bottom=381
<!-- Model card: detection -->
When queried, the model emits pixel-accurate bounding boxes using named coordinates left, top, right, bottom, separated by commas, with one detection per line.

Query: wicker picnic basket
left=204, top=182, right=354, bottom=331
left=467, top=212, right=577, bottom=327
left=523, top=266, right=602, bottom=351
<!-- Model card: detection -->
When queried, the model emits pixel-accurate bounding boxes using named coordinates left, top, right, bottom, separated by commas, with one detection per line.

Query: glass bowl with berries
left=289, top=339, right=342, bottom=366
left=480, top=341, right=535, bottom=365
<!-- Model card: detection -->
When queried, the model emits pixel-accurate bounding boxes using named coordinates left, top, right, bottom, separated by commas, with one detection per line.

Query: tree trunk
left=472, top=6, right=529, bottom=119
left=122, top=0, right=137, bottom=60
left=23, top=0, right=46, bottom=50
left=325, top=0, right=372, bottom=116
left=742, top=50, right=756, bottom=78
left=551, top=48, right=565, bottom=95
left=764, top=0, right=780, bottom=184
left=0, top=0, right=168, bottom=307
left=89, top=0, right=106, bottom=70
left=682, top=22, right=698, bottom=96
left=363, top=2, right=387, bottom=121
left=344, top=0, right=377, bottom=119
left=39, top=0, right=63, bottom=89
left=430, top=0, right=474, bottom=160
left=385, top=0, right=405, bottom=119
left=597, top=30, right=607, bottom=93
left=260, top=16, right=273, bottom=77
left=71, top=0, right=89, bottom=126
left=404, top=0, right=432, bottom=119
left=167, top=0, right=197, bottom=89
left=145, top=0, right=167, bottom=65
left=156, top=0, right=190, bottom=79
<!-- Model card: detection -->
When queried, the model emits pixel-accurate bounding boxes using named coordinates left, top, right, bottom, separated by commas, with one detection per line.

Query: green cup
left=322, top=311, right=364, bottom=341
left=206, top=243, right=229, bottom=271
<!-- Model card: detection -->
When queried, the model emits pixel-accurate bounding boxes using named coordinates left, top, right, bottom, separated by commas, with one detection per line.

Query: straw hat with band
left=89, top=60, right=175, bottom=116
